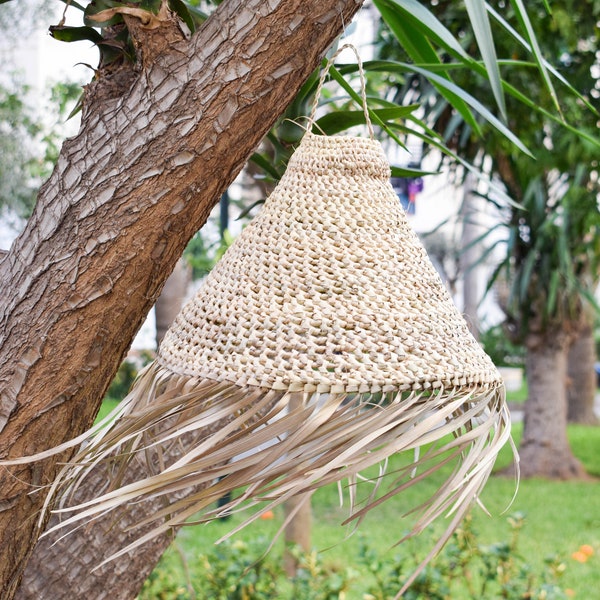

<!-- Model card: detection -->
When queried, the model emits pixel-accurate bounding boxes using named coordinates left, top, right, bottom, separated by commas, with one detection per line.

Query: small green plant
left=139, top=537, right=283, bottom=600
left=184, top=229, right=234, bottom=280
left=289, top=546, right=358, bottom=600
left=139, top=514, right=570, bottom=600
left=480, top=325, right=525, bottom=368
left=141, top=566, right=191, bottom=600
left=198, top=539, right=282, bottom=600
left=106, top=351, right=153, bottom=401
left=359, top=513, right=568, bottom=600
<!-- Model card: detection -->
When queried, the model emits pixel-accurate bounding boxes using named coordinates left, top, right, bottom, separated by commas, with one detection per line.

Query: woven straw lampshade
left=18, top=50, right=512, bottom=585
left=163, top=132, right=500, bottom=395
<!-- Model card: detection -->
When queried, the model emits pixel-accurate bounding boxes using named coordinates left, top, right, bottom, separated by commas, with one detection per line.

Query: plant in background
left=48, top=0, right=208, bottom=65
left=0, top=77, right=81, bottom=222
left=372, top=0, right=600, bottom=479
left=105, top=350, right=153, bottom=401
left=138, top=514, right=570, bottom=600
left=183, top=229, right=234, bottom=280
left=479, top=325, right=525, bottom=369
left=289, top=546, right=358, bottom=600
left=199, top=539, right=281, bottom=600
left=139, top=541, right=261, bottom=600
left=360, top=513, right=569, bottom=600
left=0, top=79, right=42, bottom=219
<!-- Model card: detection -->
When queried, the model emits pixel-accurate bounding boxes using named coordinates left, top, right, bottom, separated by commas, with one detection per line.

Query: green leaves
left=56, top=0, right=86, bottom=10
left=316, top=103, right=418, bottom=136
left=368, top=60, right=532, bottom=156
left=486, top=5, right=596, bottom=116
left=169, top=0, right=198, bottom=32
left=391, top=165, right=436, bottom=178
left=49, top=26, right=103, bottom=44
left=464, top=0, right=506, bottom=120
left=48, top=0, right=208, bottom=65
left=83, top=0, right=127, bottom=27
left=365, top=0, right=600, bottom=341
left=486, top=164, right=600, bottom=340
left=374, top=0, right=482, bottom=134
left=509, top=0, right=562, bottom=116
left=372, top=0, right=598, bottom=158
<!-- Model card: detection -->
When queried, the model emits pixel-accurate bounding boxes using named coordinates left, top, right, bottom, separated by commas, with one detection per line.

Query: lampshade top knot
left=159, top=132, right=500, bottom=394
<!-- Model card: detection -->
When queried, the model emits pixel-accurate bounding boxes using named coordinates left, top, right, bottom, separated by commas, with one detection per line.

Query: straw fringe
left=34, top=361, right=511, bottom=571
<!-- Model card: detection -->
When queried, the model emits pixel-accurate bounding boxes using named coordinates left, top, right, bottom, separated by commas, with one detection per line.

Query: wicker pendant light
left=163, top=130, right=503, bottom=395
left=13, top=47, right=512, bottom=588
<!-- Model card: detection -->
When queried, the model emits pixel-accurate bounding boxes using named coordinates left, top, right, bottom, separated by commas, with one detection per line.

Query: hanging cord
left=308, top=44, right=375, bottom=139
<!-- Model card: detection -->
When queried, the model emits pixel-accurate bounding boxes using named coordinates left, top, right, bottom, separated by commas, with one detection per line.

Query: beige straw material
left=5, top=131, right=513, bottom=592
left=160, top=132, right=501, bottom=393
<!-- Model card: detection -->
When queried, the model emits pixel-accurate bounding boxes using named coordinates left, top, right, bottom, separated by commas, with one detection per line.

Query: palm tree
left=373, top=0, right=600, bottom=477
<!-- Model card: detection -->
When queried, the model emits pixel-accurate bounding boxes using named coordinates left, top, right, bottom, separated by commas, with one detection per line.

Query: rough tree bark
left=567, top=307, right=599, bottom=425
left=0, top=0, right=364, bottom=598
left=519, top=331, right=587, bottom=479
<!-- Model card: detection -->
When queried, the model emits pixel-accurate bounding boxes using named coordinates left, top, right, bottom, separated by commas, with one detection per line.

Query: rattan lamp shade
left=22, top=128, right=511, bottom=587
left=160, top=132, right=499, bottom=393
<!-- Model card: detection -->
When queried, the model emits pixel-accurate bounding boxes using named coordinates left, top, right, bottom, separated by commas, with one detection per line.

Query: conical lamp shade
left=24, top=132, right=511, bottom=577
left=161, top=132, right=499, bottom=394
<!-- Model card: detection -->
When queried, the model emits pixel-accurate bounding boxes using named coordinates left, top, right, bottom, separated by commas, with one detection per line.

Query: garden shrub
left=138, top=514, right=569, bottom=599
left=479, top=325, right=525, bottom=368
left=106, top=351, right=153, bottom=401
left=358, top=513, right=568, bottom=600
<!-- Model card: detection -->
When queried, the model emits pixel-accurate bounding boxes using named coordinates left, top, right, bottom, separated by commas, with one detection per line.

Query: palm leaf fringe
left=10, top=360, right=514, bottom=588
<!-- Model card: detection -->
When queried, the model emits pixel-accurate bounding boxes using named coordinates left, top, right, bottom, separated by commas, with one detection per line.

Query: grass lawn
left=506, top=381, right=528, bottom=404
left=96, top=397, right=120, bottom=421
left=129, top=416, right=600, bottom=599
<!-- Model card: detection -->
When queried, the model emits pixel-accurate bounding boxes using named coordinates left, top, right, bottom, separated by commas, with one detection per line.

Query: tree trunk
left=155, top=258, right=191, bottom=347
left=283, top=495, right=312, bottom=576
left=567, top=308, right=598, bottom=424
left=519, top=331, right=586, bottom=479
left=17, top=461, right=192, bottom=600
left=0, top=0, right=365, bottom=598
left=15, top=419, right=234, bottom=600
left=283, top=394, right=312, bottom=576
left=460, top=172, right=481, bottom=340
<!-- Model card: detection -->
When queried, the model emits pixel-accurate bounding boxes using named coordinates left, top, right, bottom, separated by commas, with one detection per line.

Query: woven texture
left=160, top=132, right=500, bottom=393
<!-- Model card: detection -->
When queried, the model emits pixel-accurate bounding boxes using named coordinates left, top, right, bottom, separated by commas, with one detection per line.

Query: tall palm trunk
left=567, top=308, right=598, bottom=424
left=520, top=330, right=586, bottom=479
left=16, top=459, right=193, bottom=600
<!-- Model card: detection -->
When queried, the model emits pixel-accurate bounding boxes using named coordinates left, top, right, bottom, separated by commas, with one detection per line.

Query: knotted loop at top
left=308, top=44, right=375, bottom=139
